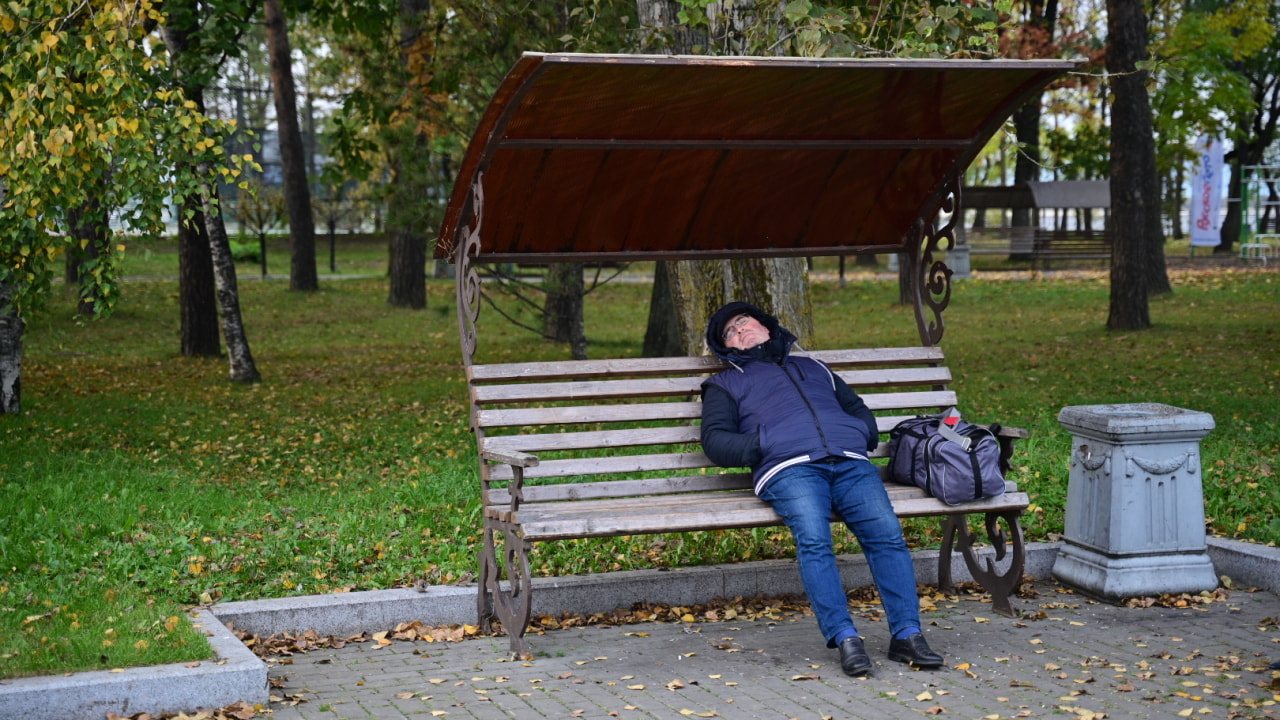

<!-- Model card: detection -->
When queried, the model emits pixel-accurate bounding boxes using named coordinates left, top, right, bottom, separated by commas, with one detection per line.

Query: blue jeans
left=758, top=458, right=921, bottom=647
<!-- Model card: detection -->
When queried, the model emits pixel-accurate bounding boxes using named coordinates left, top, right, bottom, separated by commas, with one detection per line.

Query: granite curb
left=212, top=543, right=1062, bottom=638
left=4, top=539, right=1278, bottom=719
left=0, top=608, right=266, bottom=720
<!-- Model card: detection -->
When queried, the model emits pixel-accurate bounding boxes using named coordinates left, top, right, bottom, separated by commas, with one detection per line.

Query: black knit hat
left=705, top=301, right=795, bottom=363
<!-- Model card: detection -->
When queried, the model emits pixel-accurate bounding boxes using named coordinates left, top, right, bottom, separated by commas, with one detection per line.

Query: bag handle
left=935, top=407, right=972, bottom=451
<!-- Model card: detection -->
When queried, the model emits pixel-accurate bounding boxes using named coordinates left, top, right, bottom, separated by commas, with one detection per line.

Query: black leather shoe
left=887, top=633, right=943, bottom=668
left=838, top=636, right=873, bottom=676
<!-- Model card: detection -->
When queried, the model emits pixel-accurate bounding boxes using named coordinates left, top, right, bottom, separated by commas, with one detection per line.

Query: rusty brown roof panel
left=436, top=53, right=1077, bottom=262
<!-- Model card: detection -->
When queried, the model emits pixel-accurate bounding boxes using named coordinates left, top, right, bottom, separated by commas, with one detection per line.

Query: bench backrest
left=468, top=347, right=956, bottom=507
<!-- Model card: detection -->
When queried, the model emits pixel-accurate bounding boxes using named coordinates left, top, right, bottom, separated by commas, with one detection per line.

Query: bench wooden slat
left=474, top=376, right=703, bottom=404
left=475, top=390, right=958, bottom=429
left=862, top=390, right=956, bottom=412
left=483, top=419, right=929, bottom=454
left=477, top=401, right=703, bottom=429
left=468, top=347, right=946, bottom=384
left=484, top=425, right=700, bottom=454
left=486, top=445, right=915, bottom=481
left=473, top=367, right=952, bottom=405
left=482, top=412, right=981, bottom=457
left=488, top=472, right=753, bottom=506
left=487, top=451, right=715, bottom=481
left=489, top=474, right=1021, bottom=507
left=511, top=488, right=1030, bottom=541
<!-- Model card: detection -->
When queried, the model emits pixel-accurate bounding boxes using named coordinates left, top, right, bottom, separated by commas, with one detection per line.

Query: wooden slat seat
left=471, top=346, right=1031, bottom=656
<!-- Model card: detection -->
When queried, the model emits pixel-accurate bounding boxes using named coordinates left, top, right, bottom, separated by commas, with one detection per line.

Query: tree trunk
left=668, top=257, right=812, bottom=353
left=386, top=0, right=431, bottom=309
left=387, top=228, right=426, bottom=309
left=178, top=195, right=222, bottom=357
left=1010, top=100, right=1042, bottom=237
left=66, top=195, right=107, bottom=316
left=1169, top=163, right=1184, bottom=240
left=0, top=280, right=23, bottom=414
left=197, top=173, right=261, bottom=382
left=897, top=251, right=914, bottom=306
left=1221, top=139, right=1270, bottom=253
left=264, top=0, right=318, bottom=292
left=162, top=18, right=226, bottom=359
left=1009, top=0, right=1058, bottom=263
left=543, top=263, right=588, bottom=360
left=643, top=262, right=682, bottom=357
left=635, top=0, right=708, bottom=55
left=1106, top=0, right=1154, bottom=331
left=1143, top=164, right=1172, bottom=295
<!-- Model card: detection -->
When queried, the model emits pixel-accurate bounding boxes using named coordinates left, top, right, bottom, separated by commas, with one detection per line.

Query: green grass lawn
left=1, top=257, right=1277, bottom=679
left=120, top=231, right=392, bottom=279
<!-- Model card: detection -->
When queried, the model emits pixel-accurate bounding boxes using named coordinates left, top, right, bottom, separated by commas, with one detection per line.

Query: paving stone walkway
left=262, top=581, right=1280, bottom=720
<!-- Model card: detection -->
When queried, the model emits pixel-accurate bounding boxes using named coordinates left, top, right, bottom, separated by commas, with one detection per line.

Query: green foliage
left=0, top=1, right=246, bottom=320
left=673, top=0, right=1014, bottom=58
left=1150, top=0, right=1277, bottom=169
left=227, top=239, right=261, bottom=263
left=1043, top=122, right=1110, bottom=180
left=2, top=264, right=1277, bottom=676
left=233, top=178, right=286, bottom=238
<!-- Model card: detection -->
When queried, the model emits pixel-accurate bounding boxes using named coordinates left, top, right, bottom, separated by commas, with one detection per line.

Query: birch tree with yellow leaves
left=0, top=1, right=251, bottom=413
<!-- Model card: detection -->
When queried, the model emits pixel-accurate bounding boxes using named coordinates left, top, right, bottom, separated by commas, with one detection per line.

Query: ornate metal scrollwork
left=455, top=175, right=485, bottom=368
left=476, top=463, right=535, bottom=658
left=476, top=521, right=533, bottom=658
left=913, top=184, right=958, bottom=346
left=938, top=510, right=1025, bottom=618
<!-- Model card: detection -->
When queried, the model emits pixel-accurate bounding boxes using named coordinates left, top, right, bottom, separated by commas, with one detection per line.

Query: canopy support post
left=455, top=173, right=485, bottom=369
left=911, top=181, right=959, bottom=347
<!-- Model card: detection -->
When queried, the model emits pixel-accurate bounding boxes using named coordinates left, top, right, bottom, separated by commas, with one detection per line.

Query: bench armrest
left=985, top=424, right=1029, bottom=474
left=992, top=425, right=1030, bottom=440
left=481, top=448, right=541, bottom=468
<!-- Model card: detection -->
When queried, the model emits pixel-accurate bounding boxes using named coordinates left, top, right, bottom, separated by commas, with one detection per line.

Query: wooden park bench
left=468, top=347, right=1030, bottom=655
left=435, top=53, right=1075, bottom=656
left=1026, top=230, right=1113, bottom=270
left=962, top=227, right=1112, bottom=270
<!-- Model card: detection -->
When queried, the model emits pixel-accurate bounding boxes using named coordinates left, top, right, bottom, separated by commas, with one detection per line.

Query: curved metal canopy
left=435, top=53, right=1076, bottom=263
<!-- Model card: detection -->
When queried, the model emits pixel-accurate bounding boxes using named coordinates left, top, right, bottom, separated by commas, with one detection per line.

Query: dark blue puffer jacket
left=700, top=302, right=879, bottom=495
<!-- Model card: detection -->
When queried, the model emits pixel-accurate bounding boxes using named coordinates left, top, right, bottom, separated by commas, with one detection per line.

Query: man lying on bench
left=699, top=301, right=944, bottom=677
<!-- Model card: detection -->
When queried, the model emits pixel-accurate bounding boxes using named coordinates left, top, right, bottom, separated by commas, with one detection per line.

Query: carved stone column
left=1053, top=403, right=1218, bottom=599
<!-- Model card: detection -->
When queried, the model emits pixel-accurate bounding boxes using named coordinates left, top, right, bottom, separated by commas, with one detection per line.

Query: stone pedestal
left=1052, top=403, right=1217, bottom=600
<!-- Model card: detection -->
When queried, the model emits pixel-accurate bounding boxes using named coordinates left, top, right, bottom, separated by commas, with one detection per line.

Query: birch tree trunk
left=636, top=0, right=812, bottom=354
left=0, top=279, right=23, bottom=414
left=265, top=0, right=318, bottom=292
left=197, top=173, right=262, bottom=382
left=162, top=22, right=228, bottom=358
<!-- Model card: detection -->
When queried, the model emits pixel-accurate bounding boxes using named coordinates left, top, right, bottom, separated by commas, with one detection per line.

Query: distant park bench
left=964, top=227, right=1112, bottom=270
